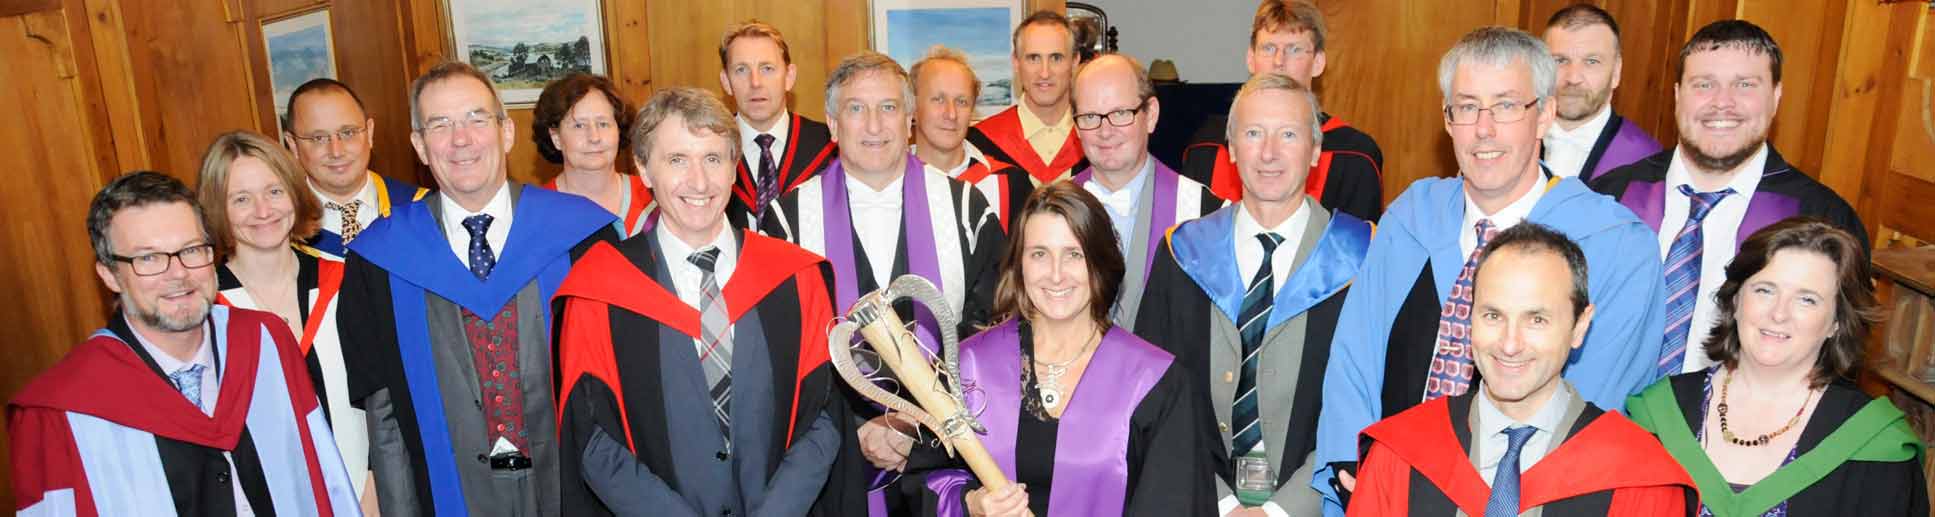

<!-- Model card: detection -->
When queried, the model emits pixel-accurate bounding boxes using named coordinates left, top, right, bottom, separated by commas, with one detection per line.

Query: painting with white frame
left=447, top=0, right=607, bottom=105
left=263, top=8, right=338, bottom=127
left=872, top=0, right=1025, bottom=120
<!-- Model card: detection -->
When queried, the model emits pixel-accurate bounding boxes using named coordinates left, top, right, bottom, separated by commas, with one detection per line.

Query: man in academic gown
left=1349, top=223, right=1695, bottom=516
left=1589, top=20, right=1868, bottom=377
left=1068, top=54, right=1224, bottom=331
left=1540, top=5, right=1662, bottom=183
left=283, top=78, right=426, bottom=257
left=1136, top=74, right=1371, bottom=517
left=912, top=45, right=1037, bottom=233
left=11, top=172, right=358, bottom=516
left=553, top=87, right=866, bottom=516
left=966, top=10, right=1089, bottom=183
left=336, top=62, right=618, bottom=516
left=719, top=21, right=837, bottom=229
left=1179, top=0, right=1383, bottom=222
left=1313, top=28, right=1666, bottom=515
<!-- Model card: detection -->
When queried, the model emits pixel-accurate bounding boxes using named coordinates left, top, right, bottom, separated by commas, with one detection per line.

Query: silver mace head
left=826, top=275, right=986, bottom=457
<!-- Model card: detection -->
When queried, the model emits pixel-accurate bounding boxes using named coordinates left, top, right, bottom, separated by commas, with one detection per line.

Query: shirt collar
left=1017, top=103, right=1072, bottom=137
left=441, top=181, right=513, bottom=225
left=1083, top=157, right=1153, bottom=215
left=1549, top=103, right=1613, bottom=143
left=655, top=218, right=737, bottom=272
left=314, top=171, right=381, bottom=209
left=738, top=110, right=791, bottom=148
left=913, top=142, right=987, bottom=178
left=129, top=314, right=214, bottom=375
left=1475, top=379, right=1575, bottom=437
left=1667, top=143, right=1769, bottom=195
left=845, top=171, right=906, bottom=207
left=1234, top=197, right=1313, bottom=243
left=1461, top=170, right=1548, bottom=231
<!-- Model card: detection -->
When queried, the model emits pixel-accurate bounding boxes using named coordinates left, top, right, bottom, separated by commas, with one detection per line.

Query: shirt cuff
left=1263, top=501, right=1290, bottom=517
left=1219, top=495, right=1239, bottom=516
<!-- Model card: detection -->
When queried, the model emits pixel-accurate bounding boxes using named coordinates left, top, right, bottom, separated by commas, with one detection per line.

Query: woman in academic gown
left=534, top=72, right=655, bottom=238
left=897, top=181, right=1218, bottom=516
left=196, top=131, right=376, bottom=511
left=1627, top=217, right=1926, bottom=517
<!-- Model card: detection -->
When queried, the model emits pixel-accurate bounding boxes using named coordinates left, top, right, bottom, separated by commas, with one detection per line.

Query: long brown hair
left=1703, top=217, right=1879, bottom=387
left=990, top=181, right=1125, bottom=327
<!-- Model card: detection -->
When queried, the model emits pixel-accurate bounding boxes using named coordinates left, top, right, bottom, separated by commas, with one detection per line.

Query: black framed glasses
left=289, top=125, right=368, bottom=147
left=110, top=244, right=216, bottom=276
left=1073, top=98, right=1150, bottom=130
left=1444, top=97, right=1542, bottom=125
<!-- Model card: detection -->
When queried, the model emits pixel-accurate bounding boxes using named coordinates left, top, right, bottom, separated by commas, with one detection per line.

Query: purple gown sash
left=1072, top=160, right=1180, bottom=282
left=822, top=155, right=946, bottom=348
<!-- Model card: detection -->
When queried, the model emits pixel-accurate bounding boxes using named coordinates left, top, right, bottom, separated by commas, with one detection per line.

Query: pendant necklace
left=1034, top=326, right=1100, bottom=410
left=1717, top=367, right=1814, bottom=447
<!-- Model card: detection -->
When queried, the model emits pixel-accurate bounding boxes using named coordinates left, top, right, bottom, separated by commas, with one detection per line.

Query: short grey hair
left=409, top=61, right=508, bottom=130
left=1226, top=73, right=1323, bottom=149
left=1437, top=26, right=1556, bottom=105
left=630, top=87, right=741, bottom=164
left=824, top=52, right=913, bottom=119
left=910, top=45, right=980, bottom=102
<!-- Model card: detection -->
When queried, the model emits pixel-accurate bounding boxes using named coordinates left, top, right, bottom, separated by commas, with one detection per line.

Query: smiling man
left=967, top=10, right=1090, bottom=183
left=1588, top=20, right=1868, bottom=377
left=1312, top=27, right=1666, bottom=515
left=335, top=61, right=618, bottom=516
left=912, top=45, right=1037, bottom=232
left=282, top=79, right=425, bottom=256
left=1539, top=4, right=1661, bottom=182
left=718, top=21, right=837, bottom=228
left=552, top=87, right=867, bottom=516
left=1348, top=223, right=1693, bottom=516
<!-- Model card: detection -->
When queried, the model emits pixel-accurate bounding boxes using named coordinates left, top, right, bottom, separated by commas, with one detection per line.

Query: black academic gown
left=1588, top=146, right=1870, bottom=256
left=730, top=113, right=838, bottom=229
left=1181, top=112, right=1385, bottom=222
left=552, top=231, right=868, bottom=517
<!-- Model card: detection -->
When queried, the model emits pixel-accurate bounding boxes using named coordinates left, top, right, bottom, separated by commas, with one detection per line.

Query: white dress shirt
left=440, top=183, right=514, bottom=270
left=1542, top=105, right=1612, bottom=178
left=1660, top=145, right=1768, bottom=373
left=134, top=318, right=255, bottom=516
left=657, top=221, right=739, bottom=354
left=1473, top=380, right=1574, bottom=484
left=1234, top=199, right=1313, bottom=297
left=1081, top=157, right=1154, bottom=251
left=916, top=142, right=990, bottom=179
left=739, top=111, right=792, bottom=185
left=1460, top=174, right=1549, bottom=259
left=315, top=172, right=382, bottom=237
left=846, top=173, right=905, bottom=290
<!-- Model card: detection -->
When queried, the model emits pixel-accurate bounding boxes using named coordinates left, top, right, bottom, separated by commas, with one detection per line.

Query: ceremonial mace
left=827, top=275, right=1013, bottom=491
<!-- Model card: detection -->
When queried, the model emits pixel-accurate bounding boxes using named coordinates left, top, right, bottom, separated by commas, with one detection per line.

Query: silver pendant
left=1038, top=386, right=1062, bottom=409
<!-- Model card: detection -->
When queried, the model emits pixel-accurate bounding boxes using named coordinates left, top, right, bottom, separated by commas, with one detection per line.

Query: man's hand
left=857, top=412, right=917, bottom=471
left=966, top=483, right=1032, bottom=517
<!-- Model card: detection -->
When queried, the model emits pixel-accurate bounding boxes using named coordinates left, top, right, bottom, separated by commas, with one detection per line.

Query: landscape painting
left=873, top=0, right=1023, bottom=120
left=448, top=0, right=607, bottom=105
left=263, top=8, right=337, bottom=126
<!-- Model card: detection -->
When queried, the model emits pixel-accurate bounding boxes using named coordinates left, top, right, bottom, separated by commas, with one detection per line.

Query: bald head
left=1072, top=54, right=1160, bottom=179
left=1071, top=54, right=1153, bottom=110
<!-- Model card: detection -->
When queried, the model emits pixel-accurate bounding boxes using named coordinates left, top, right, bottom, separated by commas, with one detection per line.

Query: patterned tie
left=170, top=364, right=207, bottom=412
left=1485, top=425, right=1539, bottom=517
left=462, top=214, right=496, bottom=279
left=1231, top=232, right=1285, bottom=458
left=1425, top=219, right=1498, bottom=400
left=753, top=133, right=779, bottom=224
left=688, top=246, right=734, bottom=438
left=329, top=200, right=365, bottom=244
left=1660, top=185, right=1736, bottom=376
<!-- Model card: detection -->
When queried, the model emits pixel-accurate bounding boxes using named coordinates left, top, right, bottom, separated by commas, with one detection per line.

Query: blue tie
left=1660, top=185, right=1734, bottom=376
left=463, top=214, right=496, bottom=279
left=1231, top=232, right=1284, bottom=458
left=170, top=364, right=206, bottom=412
left=1486, top=425, right=1539, bottom=517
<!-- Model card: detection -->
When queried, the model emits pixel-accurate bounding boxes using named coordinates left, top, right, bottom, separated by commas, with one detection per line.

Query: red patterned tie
left=463, top=302, right=528, bottom=451
left=1424, top=219, right=1498, bottom=401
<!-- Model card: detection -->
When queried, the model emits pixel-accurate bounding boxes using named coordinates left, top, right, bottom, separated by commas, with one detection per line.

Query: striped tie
left=1485, top=425, right=1538, bottom=517
left=1231, top=232, right=1284, bottom=458
left=1660, top=185, right=1735, bottom=376
left=170, top=364, right=206, bottom=412
left=1425, top=219, right=1498, bottom=401
left=688, top=247, right=734, bottom=438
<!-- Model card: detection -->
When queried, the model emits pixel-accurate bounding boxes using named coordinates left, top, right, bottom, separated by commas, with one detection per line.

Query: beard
left=1554, top=83, right=1612, bottom=123
left=1680, top=134, right=1766, bottom=173
left=127, top=291, right=213, bottom=333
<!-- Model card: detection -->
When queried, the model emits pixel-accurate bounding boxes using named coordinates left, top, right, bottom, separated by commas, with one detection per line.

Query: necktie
left=462, top=214, right=496, bottom=279
left=170, top=364, right=207, bottom=412
left=1425, top=219, right=1498, bottom=400
left=689, top=246, right=734, bottom=439
left=1660, top=185, right=1735, bottom=376
left=329, top=200, right=365, bottom=244
left=1231, top=232, right=1285, bottom=458
left=753, top=133, right=779, bottom=223
left=1485, top=425, right=1539, bottom=517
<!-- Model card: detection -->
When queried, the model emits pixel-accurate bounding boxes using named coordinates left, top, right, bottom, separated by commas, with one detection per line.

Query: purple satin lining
left=822, top=155, right=946, bottom=349
left=954, top=320, right=1173, bottom=516
left=1620, top=179, right=1802, bottom=249
left=1588, top=120, right=1664, bottom=180
left=925, top=469, right=973, bottom=517
left=1071, top=160, right=1180, bottom=282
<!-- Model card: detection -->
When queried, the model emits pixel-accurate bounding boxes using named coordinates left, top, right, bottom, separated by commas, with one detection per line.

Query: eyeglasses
left=1073, top=99, right=1150, bottom=130
left=289, top=126, right=368, bottom=147
left=418, top=110, right=500, bottom=138
left=1444, top=97, right=1542, bottom=125
left=110, top=244, right=216, bottom=276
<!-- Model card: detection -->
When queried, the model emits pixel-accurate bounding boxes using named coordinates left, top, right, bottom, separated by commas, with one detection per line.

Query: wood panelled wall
left=0, top=0, right=1924, bottom=510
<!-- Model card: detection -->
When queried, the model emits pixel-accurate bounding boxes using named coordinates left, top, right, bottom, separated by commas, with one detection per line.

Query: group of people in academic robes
left=9, top=2, right=1932, bottom=517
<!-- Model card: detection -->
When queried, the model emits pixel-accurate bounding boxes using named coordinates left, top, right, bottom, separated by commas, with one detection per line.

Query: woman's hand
left=966, top=484, right=1032, bottom=517
left=857, top=412, right=916, bottom=471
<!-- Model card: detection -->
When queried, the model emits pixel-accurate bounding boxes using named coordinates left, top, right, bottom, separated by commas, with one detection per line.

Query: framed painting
left=262, top=7, right=338, bottom=127
left=871, top=0, right=1025, bottom=120
left=447, top=0, right=608, bottom=106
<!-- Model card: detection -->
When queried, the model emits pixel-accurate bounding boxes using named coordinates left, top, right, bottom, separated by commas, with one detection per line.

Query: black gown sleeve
left=960, top=186, right=1007, bottom=333
left=1124, top=361, right=1220, bottom=516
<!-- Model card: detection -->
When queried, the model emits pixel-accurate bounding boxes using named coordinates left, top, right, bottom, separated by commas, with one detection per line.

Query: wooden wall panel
left=114, top=0, right=268, bottom=182
left=0, top=5, right=119, bottom=511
